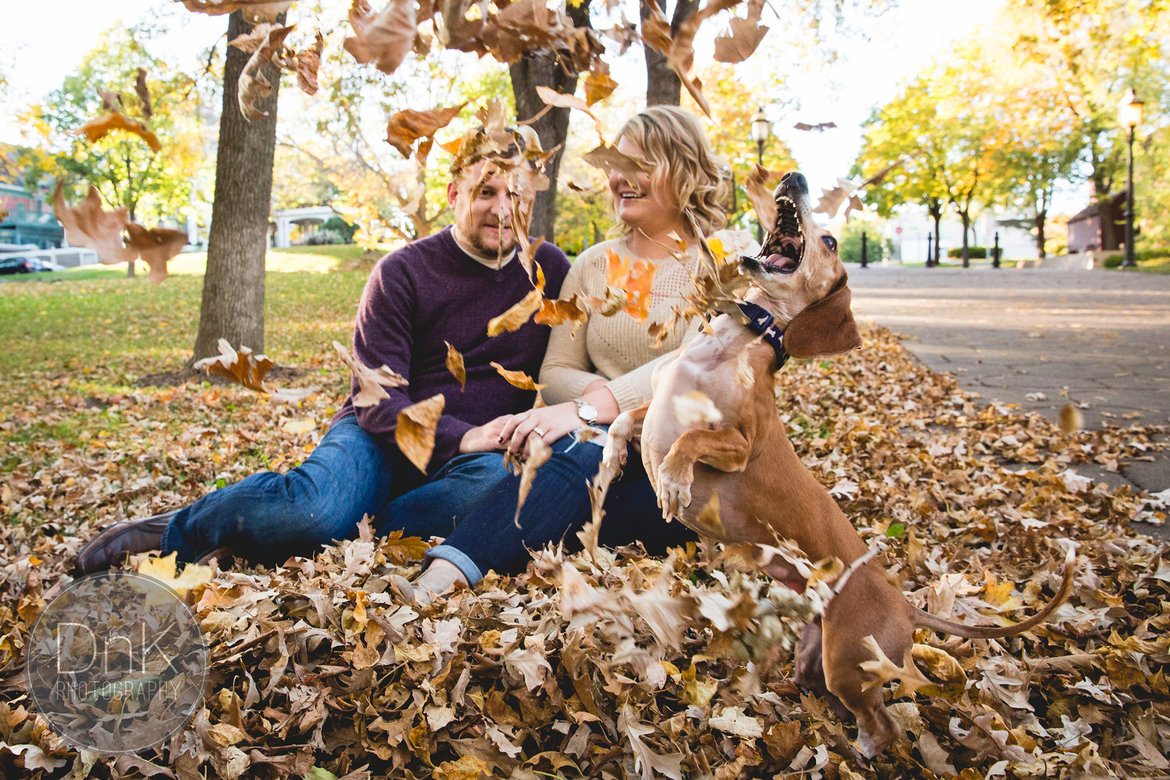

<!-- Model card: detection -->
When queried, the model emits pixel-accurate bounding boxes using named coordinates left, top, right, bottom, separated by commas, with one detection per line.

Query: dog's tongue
left=766, top=253, right=799, bottom=273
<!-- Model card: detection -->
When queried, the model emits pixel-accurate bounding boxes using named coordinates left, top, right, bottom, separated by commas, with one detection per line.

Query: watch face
left=577, top=400, right=598, bottom=422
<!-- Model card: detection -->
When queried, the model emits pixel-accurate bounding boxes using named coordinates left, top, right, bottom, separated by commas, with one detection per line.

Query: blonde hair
left=449, top=124, right=541, bottom=178
left=610, top=105, right=728, bottom=238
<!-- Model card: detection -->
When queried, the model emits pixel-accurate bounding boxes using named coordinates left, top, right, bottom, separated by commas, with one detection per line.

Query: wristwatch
left=574, top=398, right=599, bottom=425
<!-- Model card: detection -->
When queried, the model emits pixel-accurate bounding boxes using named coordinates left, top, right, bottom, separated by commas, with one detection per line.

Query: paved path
left=846, top=265, right=1170, bottom=536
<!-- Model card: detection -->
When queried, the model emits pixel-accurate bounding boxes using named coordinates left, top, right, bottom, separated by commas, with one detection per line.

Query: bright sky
left=0, top=0, right=1002, bottom=194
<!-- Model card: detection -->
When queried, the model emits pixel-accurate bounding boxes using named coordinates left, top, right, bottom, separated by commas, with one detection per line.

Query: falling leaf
left=582, top=141, right=648, bottom=194
left=332, top=340, right=409, bottom=406
left=673, top=391, right=722, bottom=425
left=713, top=17, right=768, bottom=63
left=75, top=112, right=161, bottom=152
left=1060, top=403, right=1084, bottom=434
left=344, top=0, right=418, bottom=75
left=282, top=418, right=317, bottom=434
left=52, top=184, right=134, bottom=264
left=514, top=433, right=552, bottom=527
left=396, top=394, right=445, bottom=473
left=238, top=24, right=293, bottom=120
left=535, top=85, right=604, bottom=140
left=385, top=103, right=466, bottom=159
left=444, top=341, right=466, bottom=390
left=125, top=223, right=187, bottom=283
left=487, top=287, right=544, bottom=336
left=134, top=68, right=153, bottom=120
left=693, top=492, right=725, bottom=536
left=536, top=294, right=595, bottom=332
left=793, top=121, right=837, bottom=132
left=294, top=32, right=325, bottom=95
left=605, top=249, right=657, bottom=322
left=178, top=0, right=293, bottom=22
left=490, top=362, right=545, bottom=391
left=583, top=67, right=618, bottom=106
left=745, top=164, right=777, bottom=236
left=194, top=338, right=275, bottom=392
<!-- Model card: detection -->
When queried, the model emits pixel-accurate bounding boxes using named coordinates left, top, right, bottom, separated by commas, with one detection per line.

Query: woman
left=388, top=105, right=755, bottom=597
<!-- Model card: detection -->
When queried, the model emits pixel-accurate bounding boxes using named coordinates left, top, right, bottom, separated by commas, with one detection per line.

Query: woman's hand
left=499, top=402, right=582, bottom=455
left=458, top=415, right=513, bottom=453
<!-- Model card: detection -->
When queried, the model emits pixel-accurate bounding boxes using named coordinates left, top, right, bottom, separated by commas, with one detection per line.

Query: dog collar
left=736, top=301, right=789, bottom=366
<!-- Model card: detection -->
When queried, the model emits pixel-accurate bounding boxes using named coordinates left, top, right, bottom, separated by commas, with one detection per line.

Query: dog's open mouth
left=753, top=195, right=803, bottom=275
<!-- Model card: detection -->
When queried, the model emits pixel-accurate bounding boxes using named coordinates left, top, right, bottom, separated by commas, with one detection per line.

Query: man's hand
left=459, top=416, right=513, bottom=453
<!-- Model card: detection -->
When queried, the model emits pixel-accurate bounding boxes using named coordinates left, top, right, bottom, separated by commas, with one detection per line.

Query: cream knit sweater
left=539, top=230, right=755, bottom=412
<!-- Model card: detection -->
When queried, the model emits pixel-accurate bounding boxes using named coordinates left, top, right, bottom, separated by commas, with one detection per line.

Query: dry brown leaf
left=444, top=341, right=466, bottom=390
left=75, top=112, right=162, bottom=152
left=583, top=67, right=618, bottom=106
left=487, top=288, right=543, bottom=337
left=294, top=32, right=325, bottom=95
left=52, top=184, right=134, bottom=264
left=134, top=68, right=152, bottom=120
left=385, top=103, right=466, bottom=160
left=238, top=24, right=293, bottom=120
left=793, top=121, right=837, bottom=132
left=713, top=17, right=768, bottom=63
left=514, top=434, right=552, bottom=527
left=397, top=394, right=445, bottom=473
left=125, top=223, right=187, bottom=284
left=582, top=141, right=648, bottom=194
left=535, top=85, right=603, bottom=140
left=344, top=0, right=418, bottom=75
left=332, top=340, right=409, bottom=406
left=178, top=0, right=293, bottom=21
left=490, top=362, right=545, bottom=391
left=745, top=163, right=777, bottom=237
left=193, top=338, right=275, bottom=392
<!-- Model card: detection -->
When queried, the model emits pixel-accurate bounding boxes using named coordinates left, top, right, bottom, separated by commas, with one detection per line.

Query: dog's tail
left=911, top=552, right=1076, bottom=639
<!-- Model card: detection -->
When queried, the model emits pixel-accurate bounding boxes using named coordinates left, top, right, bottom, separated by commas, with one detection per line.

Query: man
left=76, top=124, right=570, bottom=575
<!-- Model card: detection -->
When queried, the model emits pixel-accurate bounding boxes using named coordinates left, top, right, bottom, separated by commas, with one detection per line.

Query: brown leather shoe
left=195, top=546, right=236, bottom=569
left=75, top=509, right=181, bottom=574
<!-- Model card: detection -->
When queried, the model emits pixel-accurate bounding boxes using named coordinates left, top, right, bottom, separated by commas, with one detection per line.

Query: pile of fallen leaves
left=2, top=323, right=1168, bottom=779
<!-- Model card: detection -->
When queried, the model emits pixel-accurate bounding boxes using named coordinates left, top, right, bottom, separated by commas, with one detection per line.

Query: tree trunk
left=960, top=210, right=970, bottom=267
left=510, top=59, right=577, bottom=240
left=508, top=0, right=590, bottom=240
left=192, top=11, right=280, bottom=361
left=928, top=199, right=942, bottom=267
left=1035, top=210, right=1047, bottom=258
left=641, top=0, right=698, bottom=107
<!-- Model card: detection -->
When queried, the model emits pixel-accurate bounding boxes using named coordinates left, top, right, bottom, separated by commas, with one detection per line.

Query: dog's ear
left=784, top=277, right=862, bottom=359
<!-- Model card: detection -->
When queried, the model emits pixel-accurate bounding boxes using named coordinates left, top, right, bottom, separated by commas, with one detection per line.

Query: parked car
left=0, top=256, right=34, bottom=274
left=27, top=258, right=65, bottom=272
left=0, top=256, right=66, bottom=274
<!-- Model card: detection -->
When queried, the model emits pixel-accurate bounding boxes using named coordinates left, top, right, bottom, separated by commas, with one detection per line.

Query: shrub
left=323, top=216, right=358, bottom=244
left=947, top=246, right=987, bottom=259
left=1103, top=254, right=1123, bottom=268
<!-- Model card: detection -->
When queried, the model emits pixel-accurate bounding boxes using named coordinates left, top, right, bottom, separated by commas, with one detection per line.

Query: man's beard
left=468, top=225, right=516, bottom=259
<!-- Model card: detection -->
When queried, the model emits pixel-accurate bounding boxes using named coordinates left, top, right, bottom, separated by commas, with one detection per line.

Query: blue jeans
left=161, top=415, right=511, bottom=564
left=422, top=430, right=697, bottom=584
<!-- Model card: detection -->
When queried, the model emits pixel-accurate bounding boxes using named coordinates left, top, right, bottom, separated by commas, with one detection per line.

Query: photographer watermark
left=26, top=571, right=208, bottom=754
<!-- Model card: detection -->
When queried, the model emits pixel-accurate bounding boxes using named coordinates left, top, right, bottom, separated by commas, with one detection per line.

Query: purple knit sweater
left=332, top=227, right=569, bottom=469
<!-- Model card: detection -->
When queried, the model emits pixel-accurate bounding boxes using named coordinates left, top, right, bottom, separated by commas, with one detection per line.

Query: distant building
left=1066, top=192, right=1125, bottom=253
left=0, top=143, right=65, bottom=249
left=0, top=182, right=64, bottom=249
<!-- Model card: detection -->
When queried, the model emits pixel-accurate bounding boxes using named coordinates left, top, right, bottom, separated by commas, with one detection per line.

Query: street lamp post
left=751, top=107, right=770, bottom=243
left=1118, top=88, right=1144, bottom=268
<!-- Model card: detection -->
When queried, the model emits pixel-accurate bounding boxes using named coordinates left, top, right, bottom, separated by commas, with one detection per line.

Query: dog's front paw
left=657, top=470, right=693, bottom=520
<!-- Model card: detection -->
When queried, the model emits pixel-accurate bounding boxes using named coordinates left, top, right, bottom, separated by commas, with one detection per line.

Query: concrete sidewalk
left=846, top=265, right=1170, bottom=535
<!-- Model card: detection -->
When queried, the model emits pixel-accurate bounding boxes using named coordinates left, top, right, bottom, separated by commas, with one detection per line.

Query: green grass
left=0, top=243, right=391, bottom=285
left=0, top=261, right=371, bottom=377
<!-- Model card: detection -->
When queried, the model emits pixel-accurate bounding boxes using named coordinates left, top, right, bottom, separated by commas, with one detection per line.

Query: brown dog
left=597, top=171, right=1074, bottom=757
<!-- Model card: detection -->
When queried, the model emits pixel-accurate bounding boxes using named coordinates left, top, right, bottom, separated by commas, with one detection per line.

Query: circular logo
left=26, top=572, right=208, bottom=755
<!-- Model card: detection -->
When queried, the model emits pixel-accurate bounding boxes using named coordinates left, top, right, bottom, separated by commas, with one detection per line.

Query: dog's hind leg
left=793, top=619, right=851, bottom=720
